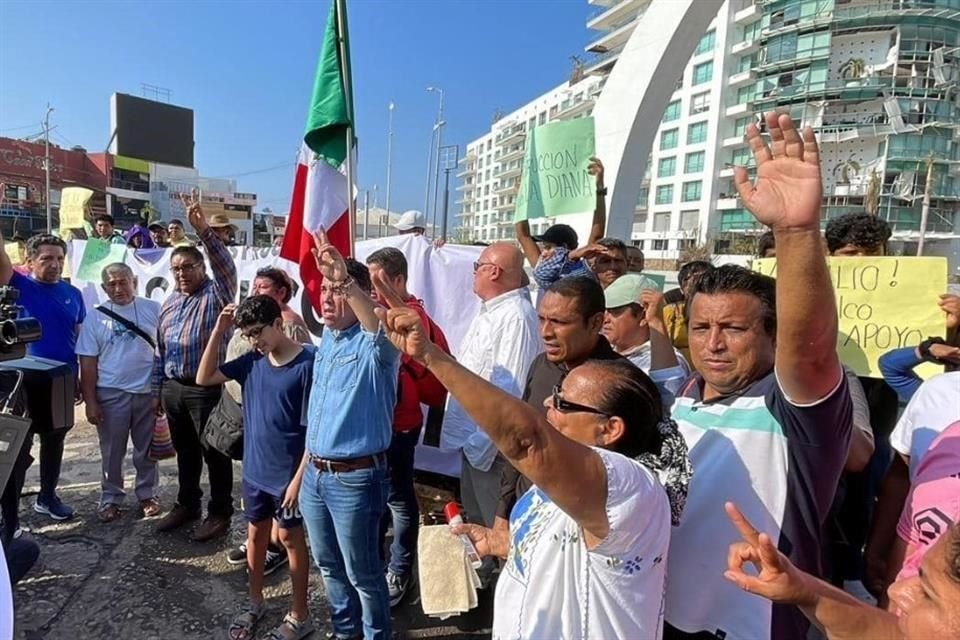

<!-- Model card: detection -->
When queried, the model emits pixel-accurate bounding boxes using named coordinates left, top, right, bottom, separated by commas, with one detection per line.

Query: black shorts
left=241, top=479, right=302, bottom=529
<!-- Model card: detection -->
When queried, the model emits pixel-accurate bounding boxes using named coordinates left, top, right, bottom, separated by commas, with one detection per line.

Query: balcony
left=584, top=14, right=639, bottom=56
left=716, top=196, right=740, bottom=210
left=726, top=101, right=752, bottom=117
left=499, top=164, right=522, bottom=180
left=496, top=199, right=515, bottom=212
left=731, top=38, right=758, bottom=56
left=734, top=2, right=760, bottom=24
left=495, top=180, right=519, bottom=195
left=457, top=164, right=476, bottom=178
left=499, top=146, right=525, bottom=164
left=109, top=177, right=149, bottom=193
left=727, top=69, right=754, bottom=87
left=497, top=127, right=526, bottom=147
left=587, top=0, right=647, bottom=31
left=455, top=181, right=474, bottom=192
left=554, top=96, right=595, bottom=121
left=584, top=46, right=623, bottom=75
left=719, top=166, right=736, bottom=178
left=722, top=134, right=747, bottom=148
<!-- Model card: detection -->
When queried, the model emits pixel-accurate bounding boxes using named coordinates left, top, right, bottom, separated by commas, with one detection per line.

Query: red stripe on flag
left=280, top=163, right=352, bottom=313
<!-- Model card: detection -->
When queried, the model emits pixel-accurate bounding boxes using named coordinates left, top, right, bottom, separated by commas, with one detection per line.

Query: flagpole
left=335, top=0, right=356, bottom=256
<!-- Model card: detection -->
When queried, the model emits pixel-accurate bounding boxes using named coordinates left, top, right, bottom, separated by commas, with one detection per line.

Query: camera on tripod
left=0, top=285, right=41, bottom=362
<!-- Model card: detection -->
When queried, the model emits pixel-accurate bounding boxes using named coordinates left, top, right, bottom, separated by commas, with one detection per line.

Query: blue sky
left=0, top=0, right=589, bottom=215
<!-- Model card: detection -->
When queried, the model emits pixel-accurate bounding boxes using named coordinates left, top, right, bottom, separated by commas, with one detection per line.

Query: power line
left=0, top=123, right=44, bottom=133
left=211, top=161, right=294, bottom=179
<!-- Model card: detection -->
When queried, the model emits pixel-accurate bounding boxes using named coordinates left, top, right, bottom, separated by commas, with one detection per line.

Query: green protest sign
left=77, top=239, right=127, bottom=281
left=514, top=117, right=595, bottom=221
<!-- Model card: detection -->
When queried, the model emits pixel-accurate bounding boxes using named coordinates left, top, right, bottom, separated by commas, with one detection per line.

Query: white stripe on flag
left=301, top=143, right=350, bottom=231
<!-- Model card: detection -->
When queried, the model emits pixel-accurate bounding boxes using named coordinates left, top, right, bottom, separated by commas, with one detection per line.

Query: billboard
left=110, top=93, right=194, bottom=168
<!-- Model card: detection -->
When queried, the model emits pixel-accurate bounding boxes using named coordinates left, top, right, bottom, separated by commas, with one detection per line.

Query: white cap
left=394, top=210, right=426, bottom=231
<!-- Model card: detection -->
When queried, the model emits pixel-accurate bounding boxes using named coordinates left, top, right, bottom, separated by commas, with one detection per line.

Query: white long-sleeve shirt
left=440, top=288, right=542, bottom=471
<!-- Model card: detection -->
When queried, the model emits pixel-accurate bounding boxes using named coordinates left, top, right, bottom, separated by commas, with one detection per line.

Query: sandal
left=138, top=498, right=162, bottom=518
left=227, top=601, right=265, bottom=640
left=267, top=612, right=315, bottom=640
left=97, top=504, right=122, bottom=523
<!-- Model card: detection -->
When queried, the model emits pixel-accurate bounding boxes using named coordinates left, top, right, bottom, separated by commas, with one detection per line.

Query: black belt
left=310, top=452, right=385, bottom=473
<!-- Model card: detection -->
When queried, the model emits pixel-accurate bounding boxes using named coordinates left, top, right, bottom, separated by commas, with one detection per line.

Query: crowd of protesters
left=0, top=114, right=958, bottom=640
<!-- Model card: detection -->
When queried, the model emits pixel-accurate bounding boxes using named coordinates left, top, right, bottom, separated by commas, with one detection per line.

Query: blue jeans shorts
left=241, top=478, right=302, bottom=529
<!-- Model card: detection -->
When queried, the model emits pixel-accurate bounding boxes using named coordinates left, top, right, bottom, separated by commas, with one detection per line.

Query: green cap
left=604, top=274, right=662, bottom=309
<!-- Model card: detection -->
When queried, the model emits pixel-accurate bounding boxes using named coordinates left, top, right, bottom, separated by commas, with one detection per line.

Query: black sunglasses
left=551, top=384, right=609, bottom=417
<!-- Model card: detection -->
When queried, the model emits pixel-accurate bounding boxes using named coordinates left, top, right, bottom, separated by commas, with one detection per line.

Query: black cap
left=148, top=221, right=166, bottom=231
left=533, top=224, right=578, bottom=251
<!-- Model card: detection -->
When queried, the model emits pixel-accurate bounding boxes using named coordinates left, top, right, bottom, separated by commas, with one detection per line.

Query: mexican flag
left=281, top=0, right=355, bottom=312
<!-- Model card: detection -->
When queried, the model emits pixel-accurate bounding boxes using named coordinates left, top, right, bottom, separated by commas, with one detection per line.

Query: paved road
left=10, top=414, right=492, bottom=639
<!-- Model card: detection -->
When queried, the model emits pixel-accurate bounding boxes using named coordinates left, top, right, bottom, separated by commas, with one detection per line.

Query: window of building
left=652, top=239, right=669, bottom=251
left=682, top=180, right=703, bottom=202
left=690, top=91, right=710, bottom=115
left=692, top=61, right=713, bottom=86
left=678, top=238, right=697, bottom=250
left=653, top=212, right=671, bottom=232
left=680, top=209, right=700, bottom=231
left=731, top=147, right=753, bottom=166
left=485, top=170, right=490, bottom=181
left=658, top=157, right=677, bottom=178
left=695, top=30, right=716, bottom=56
left=684, top=151, right=705, bottom=173
left=660, top=128, right=679, bottom=151
left=484, top=185, right=489, bottom=195
left=539, top=111, right=547, bottom=125
left=655, top=185, right=674, bottom=205
left=637, top=186, right=650, bottom=207
left=662, top=100, right=681, bottom=122
left=633, top=240, right=645, bottom=250
left=687, top=121, right=708, bottom=144
left=734, top=116, right=753, bottom=136
left=487, top=140, right=492, bottom=151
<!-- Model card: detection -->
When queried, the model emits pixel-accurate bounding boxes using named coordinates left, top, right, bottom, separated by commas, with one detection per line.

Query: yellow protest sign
left=754, top=257, right=947, bottom=378
left=59, top=187, right=94, bottom=230
left=4, top=242, right=23, bottom=265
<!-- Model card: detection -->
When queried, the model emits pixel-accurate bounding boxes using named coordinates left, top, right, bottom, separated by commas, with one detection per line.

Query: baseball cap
left=604, top=274, right=662, bottom=309
left=394, top=210, right=426, bottom=231
left=148, top=221, right=166, bottom=232
left=533, top=224, right=578, bottom=251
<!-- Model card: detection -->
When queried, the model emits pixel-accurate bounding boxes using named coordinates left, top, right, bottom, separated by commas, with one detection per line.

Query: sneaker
left=386, top=570, right=410, bottom=607
left=263, top=544, right=289, bottom=576
left=34, top=495, right=75, bottom=521
left=227, top=542, right=248, bottom=565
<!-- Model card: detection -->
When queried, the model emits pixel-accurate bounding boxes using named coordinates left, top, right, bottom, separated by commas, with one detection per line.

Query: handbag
left=149, top=414, right=176, bottom=461
left=203, top=390, right=244, bottom=460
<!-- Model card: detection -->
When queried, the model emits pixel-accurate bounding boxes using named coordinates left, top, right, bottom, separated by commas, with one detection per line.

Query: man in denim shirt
left=292, top=229, right=400, bottom=640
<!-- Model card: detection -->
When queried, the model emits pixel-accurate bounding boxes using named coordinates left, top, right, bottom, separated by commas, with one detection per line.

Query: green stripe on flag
left=304, top=0, right=354, bottom=167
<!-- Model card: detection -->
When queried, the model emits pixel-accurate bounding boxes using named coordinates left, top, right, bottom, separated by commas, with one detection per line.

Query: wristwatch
left=918, top=336, right=946, bottom=362
left=596, top=187, right=608, bottom=196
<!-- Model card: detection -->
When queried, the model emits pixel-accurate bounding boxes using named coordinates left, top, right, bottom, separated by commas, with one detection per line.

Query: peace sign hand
left=371, top=271, right=430, bottom=363
left=722, top=502, right=816, bottom=607
left=736, top=113, right=822, bottom=232
left=180, top=190, right=207, bottom=232
left=310, top=228, right=348, bottom=282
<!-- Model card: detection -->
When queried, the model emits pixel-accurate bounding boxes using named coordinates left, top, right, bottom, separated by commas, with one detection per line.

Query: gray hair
left=101, top=262, right=134, bottom=282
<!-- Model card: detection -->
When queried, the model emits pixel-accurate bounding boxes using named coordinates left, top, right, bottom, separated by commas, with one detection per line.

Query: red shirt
left=392, top=298, right=432, bottom=432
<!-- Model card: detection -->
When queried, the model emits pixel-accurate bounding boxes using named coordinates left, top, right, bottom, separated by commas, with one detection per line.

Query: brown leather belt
left=310, top=453, right=384, bottom=473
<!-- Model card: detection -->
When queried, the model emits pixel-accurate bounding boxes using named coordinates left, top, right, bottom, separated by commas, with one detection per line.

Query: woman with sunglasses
left=373, top=273, right=691, bottom=640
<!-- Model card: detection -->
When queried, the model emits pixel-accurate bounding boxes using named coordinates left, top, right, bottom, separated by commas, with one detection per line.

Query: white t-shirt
left=76, top=297, right=161, bottom=394
left=890, top=371, right=960, bottom=479
left=0, top=546, right=11, bottom=640
left=493, top=448, right=671, bottom=640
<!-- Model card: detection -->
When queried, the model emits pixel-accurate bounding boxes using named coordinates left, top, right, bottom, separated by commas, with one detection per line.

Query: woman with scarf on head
left=373, top=272, right=691, bottom=640
left=124, top=223, right=155, bottom=250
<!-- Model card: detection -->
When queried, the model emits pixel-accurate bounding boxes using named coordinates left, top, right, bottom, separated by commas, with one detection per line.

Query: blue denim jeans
left=300, top=461, right=390, bottom=639
left=380, top=427, right=420, bottom=577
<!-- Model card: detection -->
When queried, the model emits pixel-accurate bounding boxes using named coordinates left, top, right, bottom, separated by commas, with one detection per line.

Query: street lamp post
left=438, top=145, right=459, bottom=240
left=426, top=86, right=445, bottom=231
left=385, top=102, right=394, bottom=218
left=44, top=104, right=54, bottom=232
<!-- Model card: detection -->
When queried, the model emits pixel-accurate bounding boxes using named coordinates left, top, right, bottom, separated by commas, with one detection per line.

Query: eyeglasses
left=171, top=263, right=201, bottom=274
left=551, top=384, right=609, bottom=417
left=241, top=325, right=267, bottom=341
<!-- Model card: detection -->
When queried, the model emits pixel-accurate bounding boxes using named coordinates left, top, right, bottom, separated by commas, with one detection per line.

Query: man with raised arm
left=662, top=113, right=853, bottom=640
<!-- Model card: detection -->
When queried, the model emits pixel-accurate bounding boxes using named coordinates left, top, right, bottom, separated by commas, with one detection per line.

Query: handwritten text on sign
left=753, top=257, right=947, bottom=378
left=514, top=117, right=595, bottom=221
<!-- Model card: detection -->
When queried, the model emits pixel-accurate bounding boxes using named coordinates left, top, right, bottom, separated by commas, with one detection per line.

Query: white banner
left=68, top=235, right=486, bottom=477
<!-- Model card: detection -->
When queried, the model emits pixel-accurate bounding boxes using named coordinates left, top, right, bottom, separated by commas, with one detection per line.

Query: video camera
left=0, top=285, right=41, bottom=362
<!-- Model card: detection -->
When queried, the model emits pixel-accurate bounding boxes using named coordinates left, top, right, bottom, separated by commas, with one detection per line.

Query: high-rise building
left=457, top=0, right=960, bottom=268
left=455, top=74, right=604, bottom=244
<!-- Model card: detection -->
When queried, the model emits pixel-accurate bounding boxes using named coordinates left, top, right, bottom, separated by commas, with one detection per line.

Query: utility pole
left=363, top=190, right=370, bottom=241
left=429, top=87, right=446, bottom=232
left=438, top=145, right=459, bottom=240
left=916, top=152, right=934, bottom=256
left=44, top=104, right=54, bottom=232
left=385, top=102, right=394, bottom=217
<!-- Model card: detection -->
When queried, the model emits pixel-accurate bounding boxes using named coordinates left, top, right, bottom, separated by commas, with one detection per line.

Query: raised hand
left=587, top=156, right=604, bottom=187
left=639, top=289, right=666, bottom=325
left=310, top=227, right=348, bottom=281
left=735, top=113, right=822, bottom=232
left=180, top=190, right=206, bottom=232
left=569, top=243, right=608, bottom=262
left=371, top=271, right=430, bottom=362
left=216, top=304, right=237, bottom=333
left=939, top=294, right=960, bottom=331
left=722, top=502, right=814, bottom=606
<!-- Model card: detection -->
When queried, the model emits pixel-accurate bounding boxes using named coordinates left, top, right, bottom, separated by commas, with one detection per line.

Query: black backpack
left=203, top=391, right=244, bottom=460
